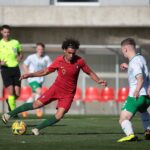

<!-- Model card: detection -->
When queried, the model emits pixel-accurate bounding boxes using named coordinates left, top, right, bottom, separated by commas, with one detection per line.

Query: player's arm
left=16, top=51, right=23, bottom=62
left=87, top=69, right=107, bottom=86
left=16, top=41, right=23, bottom=62
left=0, top=60, right=6, bottom=66
left=80, top=59, right=107, bottom=86
left=147, top=79, right=150, bottom=97
left=134, top=74, right=144, bottom=98
left=147, top=87, right=150, bottom=97
left=20, top=68, right=54, bottom=80
left=22, top=63, right=30, bottom=74
left=0, top=53, right=6, bottom=66
left=120, top=63, right=128, bottom=70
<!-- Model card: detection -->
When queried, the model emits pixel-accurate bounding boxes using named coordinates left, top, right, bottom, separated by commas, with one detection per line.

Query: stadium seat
left=117, top=87, right=129, bottom=102
left=18, top=86, right=32, bottom=101
left=74, top=87, right=82, bottom=100
left=100, top=87, right=115, bottom=102
left=83, top=87, right=100, bottom=102
left=3, top=88, right=9, bottom=100
left=0, top=95, right=4, bottom=101
left=41, top=86, right=48, bottom=94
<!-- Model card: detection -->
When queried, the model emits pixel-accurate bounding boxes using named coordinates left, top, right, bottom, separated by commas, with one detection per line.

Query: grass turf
left=0, top=115, right=149, bottom=150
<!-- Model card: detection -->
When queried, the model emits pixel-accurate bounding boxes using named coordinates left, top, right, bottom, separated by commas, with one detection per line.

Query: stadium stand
left=18, top=86, right=32, bottom=101
left=100, top=87, right=115, bottom=102
left=83, top=87, right=100, bottom=102
left=117, top=87, right=129, bottom=102
left=74, top=87, right=82, bottom=101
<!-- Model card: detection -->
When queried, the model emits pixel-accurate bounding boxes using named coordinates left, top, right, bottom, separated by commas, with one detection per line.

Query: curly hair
left=62, top=38, right=80, bottom=50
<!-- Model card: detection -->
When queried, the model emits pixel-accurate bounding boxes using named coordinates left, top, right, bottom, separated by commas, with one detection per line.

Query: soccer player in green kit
left=0, top=25, right=23, bottom=115
left=2, top=38, right=107, bottom=135
left=118, top=38, right=150, bottom=142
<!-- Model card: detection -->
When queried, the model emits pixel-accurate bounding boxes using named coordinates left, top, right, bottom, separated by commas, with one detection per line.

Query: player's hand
left=16, top=55, right=22, bottom=62
left=0, top=60, right=6, bottom=66
left=97, top=79, right=107, bottom=87
left=147, top=86, right=150, bottom=97
left=133, top=90, right=139, bottom=99
left=120, top=63, right=128, bottom=70
left=19, top=74, right=31, bottom=80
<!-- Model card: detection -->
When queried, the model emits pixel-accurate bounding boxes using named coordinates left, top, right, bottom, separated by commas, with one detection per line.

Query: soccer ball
left=12, top=120, right=27, bottom=135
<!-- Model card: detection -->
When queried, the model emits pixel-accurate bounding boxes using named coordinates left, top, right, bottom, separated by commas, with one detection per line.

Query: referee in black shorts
left=0, top=25, right=23, bottom=115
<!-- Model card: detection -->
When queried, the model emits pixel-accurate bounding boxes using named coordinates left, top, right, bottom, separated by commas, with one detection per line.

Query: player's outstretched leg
left=117, top=110, right=138, bottom=142
left=1, top=100, right=43, bottom=124
left=32, top=108, right=65, bottom=135
left=1, top=103, right=34, bottom=124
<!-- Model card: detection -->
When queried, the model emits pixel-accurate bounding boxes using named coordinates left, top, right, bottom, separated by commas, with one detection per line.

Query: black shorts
left=1, top=66, right=21, bottom=87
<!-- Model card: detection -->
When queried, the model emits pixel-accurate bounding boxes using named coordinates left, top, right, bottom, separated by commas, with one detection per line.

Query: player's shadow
left=3, top=124, right=66, bottom=128
left=44, top=132, right=123, bottom=135
left=24, top=132, right=143, bottom=142
left=27, top=124, right=66, bottom=127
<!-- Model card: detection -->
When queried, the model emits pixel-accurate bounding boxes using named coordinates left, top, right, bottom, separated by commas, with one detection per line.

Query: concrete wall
left=1, top=6, right=150, bottom=27
left=9, top=27, right=150, bottom=49
left=0, top=0, right=149, bottom=6
left=0, top=0, right=51, bottom=6
left=100, top=0, right=149, bottom=6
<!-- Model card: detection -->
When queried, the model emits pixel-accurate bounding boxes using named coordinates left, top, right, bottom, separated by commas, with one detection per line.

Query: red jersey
left=47, top=55, right=91, bottom=95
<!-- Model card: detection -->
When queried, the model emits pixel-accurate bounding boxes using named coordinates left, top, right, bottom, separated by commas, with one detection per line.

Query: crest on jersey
left=76, top=65, right=79, bottom=69
left=12, top=47, right=18, bottom=54
left=61, top=66, right=66, bottom=75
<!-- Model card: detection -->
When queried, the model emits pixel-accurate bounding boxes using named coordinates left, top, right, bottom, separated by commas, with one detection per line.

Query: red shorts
left=38, top=84, right=74, bottom=112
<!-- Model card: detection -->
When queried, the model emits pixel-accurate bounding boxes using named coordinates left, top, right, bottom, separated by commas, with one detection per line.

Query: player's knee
left=119, top=116, right=130, bottom=124
left=15, top=95, right=19, bottom=99
left=55, top=112, right=64, bottom=120
left=36, top=89, right=42, bottom=95
left=119, top=118, right=122, bottom=124
left=33, top=100, right=43, bottom=109
left=7, top=88, right=14, bottom=95
left=15, top=93, right=20, bottom=99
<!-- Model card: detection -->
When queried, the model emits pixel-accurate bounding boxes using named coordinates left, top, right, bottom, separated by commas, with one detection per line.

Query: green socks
left=7, top=103, right=59, bottom=130
left=8, top=103, right=33, bottom=117
left=36, top=115, right=59, bottom=130
left=8, top=95, right=16, bottom=111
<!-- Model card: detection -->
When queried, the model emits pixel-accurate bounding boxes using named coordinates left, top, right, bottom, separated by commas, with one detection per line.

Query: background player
left=22, top=42, right=52, bottom=117
left=2, top=38, right=107, bottom=135
left=0, top=25, right=22, bottom=116
left=118, top=38, right=150, bottom=142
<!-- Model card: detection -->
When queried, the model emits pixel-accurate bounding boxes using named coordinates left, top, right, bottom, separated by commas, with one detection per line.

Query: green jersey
left=0, top=39, right=22, bottom=67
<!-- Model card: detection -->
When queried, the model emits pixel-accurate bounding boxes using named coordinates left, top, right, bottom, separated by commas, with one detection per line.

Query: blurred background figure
left=22, top=42, right=52, bottom=118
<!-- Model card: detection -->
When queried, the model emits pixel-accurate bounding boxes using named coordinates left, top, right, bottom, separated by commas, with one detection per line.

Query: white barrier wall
left=1, top=6, right=150, bottom=27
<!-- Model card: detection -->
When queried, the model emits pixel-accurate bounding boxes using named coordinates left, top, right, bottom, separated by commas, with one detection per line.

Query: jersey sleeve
left=24, top=56, right=31, bottom=66
left=79, top=59, right=91, bottom=74
left=0, top=50, right=2, bottom=61
left=16, top=40, right=22, bottom=53
left=46, top=56, right=52, bottom=67
left=132, top=62, right=143, bottom=78
left=47, top=57, right=59, bottom=72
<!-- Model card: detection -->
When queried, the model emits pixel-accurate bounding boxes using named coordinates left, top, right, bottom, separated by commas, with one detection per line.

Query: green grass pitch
left=0, top=115, right=150, bottom=150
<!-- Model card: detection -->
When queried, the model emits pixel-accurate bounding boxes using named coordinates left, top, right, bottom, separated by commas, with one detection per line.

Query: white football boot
left=1, top=113, right=10, bottom=124
left=31, top=128, right=40, bottom=136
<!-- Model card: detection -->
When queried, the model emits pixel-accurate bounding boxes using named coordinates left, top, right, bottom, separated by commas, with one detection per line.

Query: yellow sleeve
left=17, top=40, right=22, bottom=53
left=0, top=44, right=2, bottom=61
left=0, top=51, right=2, bottom=61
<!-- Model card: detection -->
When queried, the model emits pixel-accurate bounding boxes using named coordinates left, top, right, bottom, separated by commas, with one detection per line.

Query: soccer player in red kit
left=2, top=38, right=107, bottom=135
